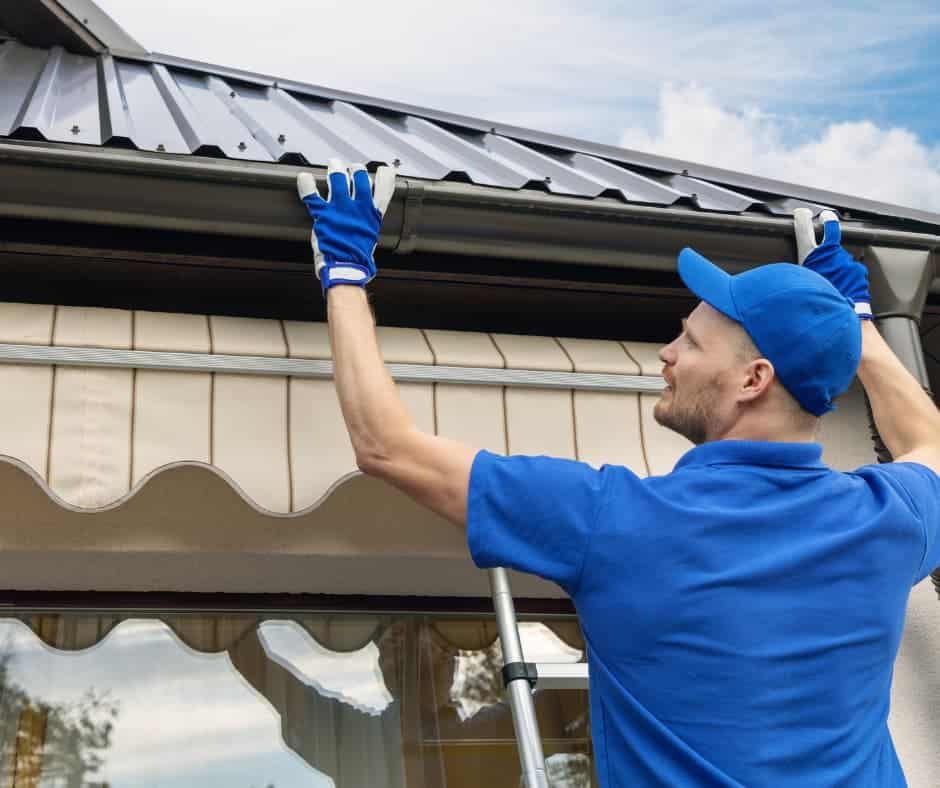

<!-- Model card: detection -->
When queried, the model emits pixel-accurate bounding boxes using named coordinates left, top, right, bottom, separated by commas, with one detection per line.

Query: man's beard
left=653, top=384, right=718, bottom=446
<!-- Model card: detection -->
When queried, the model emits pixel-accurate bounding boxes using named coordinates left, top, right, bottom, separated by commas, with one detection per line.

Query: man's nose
left=659, top=342, right=676, bottom=365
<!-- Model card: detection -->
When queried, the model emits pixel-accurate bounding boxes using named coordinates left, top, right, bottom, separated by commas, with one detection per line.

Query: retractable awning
left=0, top=301, right=877, bottom=597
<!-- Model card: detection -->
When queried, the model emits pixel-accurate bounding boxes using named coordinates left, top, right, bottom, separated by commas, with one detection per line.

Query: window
left=0, top=611, right=594, bottom=787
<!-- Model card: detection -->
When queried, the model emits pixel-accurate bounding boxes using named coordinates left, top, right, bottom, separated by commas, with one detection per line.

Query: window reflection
left=0, top=619, right=332, bottom=788
left=0, top=614, right=593, bottom=787
left=450, top=623, right=583, bottom=722
left=258, top=620, right=393, bottom=716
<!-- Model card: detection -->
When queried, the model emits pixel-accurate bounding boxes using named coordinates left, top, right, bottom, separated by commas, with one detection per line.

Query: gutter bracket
left=395, top=177, right=424, bottom=255
left=866, top=246, right=935, bottom=323
left=866, top=246, right=934, bottom=389
left=863, top=244, right=935, bottom=437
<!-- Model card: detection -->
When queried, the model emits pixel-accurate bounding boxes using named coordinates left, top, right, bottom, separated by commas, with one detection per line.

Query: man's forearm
left=327, top=286, right=413, bottom=466
left=857, top=320, right=940, bottom=459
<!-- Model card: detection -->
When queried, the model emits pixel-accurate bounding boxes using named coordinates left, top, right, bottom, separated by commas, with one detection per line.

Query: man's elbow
left=354, top=443, right=386, bottom=477
left=353, top=431, right=407, bottom=480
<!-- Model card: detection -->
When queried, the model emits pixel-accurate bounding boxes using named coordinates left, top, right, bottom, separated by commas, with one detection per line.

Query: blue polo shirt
left=467, top=440, right=940, bottom=788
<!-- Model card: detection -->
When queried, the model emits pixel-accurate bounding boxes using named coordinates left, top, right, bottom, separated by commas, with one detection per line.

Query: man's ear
left=740, top=357, right=775, bottom=402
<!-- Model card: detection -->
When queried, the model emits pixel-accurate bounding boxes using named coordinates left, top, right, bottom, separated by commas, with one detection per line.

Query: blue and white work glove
left=793, top=208, right=872, bottom=320
left=297, top=159, right=396, bottom=292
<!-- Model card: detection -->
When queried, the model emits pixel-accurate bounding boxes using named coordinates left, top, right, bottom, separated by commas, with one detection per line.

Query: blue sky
left=95, top=0, right=940, bottom=211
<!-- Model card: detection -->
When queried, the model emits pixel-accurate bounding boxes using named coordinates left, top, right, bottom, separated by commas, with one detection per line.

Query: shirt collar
left=674, top=440, right=826, bottom=472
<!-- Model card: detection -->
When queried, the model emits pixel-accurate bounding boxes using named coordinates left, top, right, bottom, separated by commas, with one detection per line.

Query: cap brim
left=678, top=248, right=740, bottom=322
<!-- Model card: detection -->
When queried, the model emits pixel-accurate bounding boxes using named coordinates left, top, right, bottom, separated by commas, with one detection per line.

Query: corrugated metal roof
left=1, top=36, right=938, bottom=230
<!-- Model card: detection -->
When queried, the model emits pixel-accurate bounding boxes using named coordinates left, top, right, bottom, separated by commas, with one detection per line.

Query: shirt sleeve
left=466, top=450, right=608, bottom=594
left=869, top=461, right=940, bottom=583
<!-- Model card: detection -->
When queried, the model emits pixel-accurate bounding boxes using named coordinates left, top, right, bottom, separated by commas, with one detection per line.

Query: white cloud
left=621, top=84, right=940, bottom=212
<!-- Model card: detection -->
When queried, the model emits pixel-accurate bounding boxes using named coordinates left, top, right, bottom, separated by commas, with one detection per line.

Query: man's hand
left=793, top=209, right=872, bottom=320
left=797, top=207, right=940, bottom=474
left=297, top=159, right=396, bottom=292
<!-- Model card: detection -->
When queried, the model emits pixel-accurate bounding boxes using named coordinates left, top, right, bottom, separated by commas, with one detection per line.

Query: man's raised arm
left=856, top=321, right=940, bottom=471
left=794, top=209, right=940, bottom=474
left=298, top=160, right=476, bottom=528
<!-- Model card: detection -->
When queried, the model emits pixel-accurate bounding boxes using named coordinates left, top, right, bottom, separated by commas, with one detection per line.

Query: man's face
left=654, top=302, right=745, bottom=445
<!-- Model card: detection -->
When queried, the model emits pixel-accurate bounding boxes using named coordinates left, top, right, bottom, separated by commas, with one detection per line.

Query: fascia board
left=0, top=140, right=937, bottom=293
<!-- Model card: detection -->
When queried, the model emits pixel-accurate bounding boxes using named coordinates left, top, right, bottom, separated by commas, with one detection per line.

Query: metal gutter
left=0, top=343, right=667, bottom=394
left=1, top=140, right=938, bottom=292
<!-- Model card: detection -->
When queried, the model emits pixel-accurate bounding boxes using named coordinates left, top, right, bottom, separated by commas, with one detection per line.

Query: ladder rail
left=489, top=567, right=550, bottom=788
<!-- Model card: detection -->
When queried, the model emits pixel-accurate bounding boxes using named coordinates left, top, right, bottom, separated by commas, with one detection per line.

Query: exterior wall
left=891, top=309, right=940, bottom=788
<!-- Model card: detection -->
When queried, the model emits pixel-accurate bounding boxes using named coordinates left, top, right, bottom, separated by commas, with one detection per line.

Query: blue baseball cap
left=677, top=248, right=861, bottom=416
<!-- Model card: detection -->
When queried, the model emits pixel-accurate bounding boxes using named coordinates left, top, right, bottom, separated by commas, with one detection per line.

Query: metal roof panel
left=482, top=134, right=609, bottom=195
left=660, top=174, right=762, bottom=213
left=0, top=39, right=50, bottom=135
left=385, top=116, right=529, bottom=187
left=174, top=72, right=272, bottom=160
left=568, top=153, right=684, bottom=205
left=8, top=43, right=63, bottom=139
left=0, top=37, right=937, bottom=232
left=39, top=46, right=100, bottom=144
left=108, top=60, right=190, bottom=152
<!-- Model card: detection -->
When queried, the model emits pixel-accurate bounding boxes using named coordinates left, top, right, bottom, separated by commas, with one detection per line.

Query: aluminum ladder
left=489, top=567, right=591, bottom=788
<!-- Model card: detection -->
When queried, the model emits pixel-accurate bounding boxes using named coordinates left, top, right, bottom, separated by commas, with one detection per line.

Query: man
left=297, top=160, right=940, bottom=787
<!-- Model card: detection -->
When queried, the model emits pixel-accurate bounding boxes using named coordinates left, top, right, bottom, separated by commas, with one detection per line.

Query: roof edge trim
left=0, top=0, right=146, bottom=56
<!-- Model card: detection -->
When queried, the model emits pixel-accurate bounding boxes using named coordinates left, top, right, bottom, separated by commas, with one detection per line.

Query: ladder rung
left=533, top=662, right=589, bottom=690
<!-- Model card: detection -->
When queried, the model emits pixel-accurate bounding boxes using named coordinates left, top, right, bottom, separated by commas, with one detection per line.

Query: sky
left=93, top=0, right=940, bottom=211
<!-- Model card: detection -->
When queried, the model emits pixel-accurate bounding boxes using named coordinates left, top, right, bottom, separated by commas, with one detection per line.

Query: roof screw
left=229, top=90, right=236, bottom=98
left=156, top=143, right=166, bottom=152
left=690, top=192, right=698, bottom=200
left=544, top=176, right=552, bottom=184
left=273, top=81, right=279, bottom=89
left=392, top=158, right=401, bottom=167
left=82, top=18, right=89, bottom=24
left=490, top=126, right=496, bottom=134
left=238, top=141, right=247, bottom=151
left=277, top=133, right=286, bottom=144
left=681, top=168, right=689, bottom=176
left=70, top=124, right=80, bottom=134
